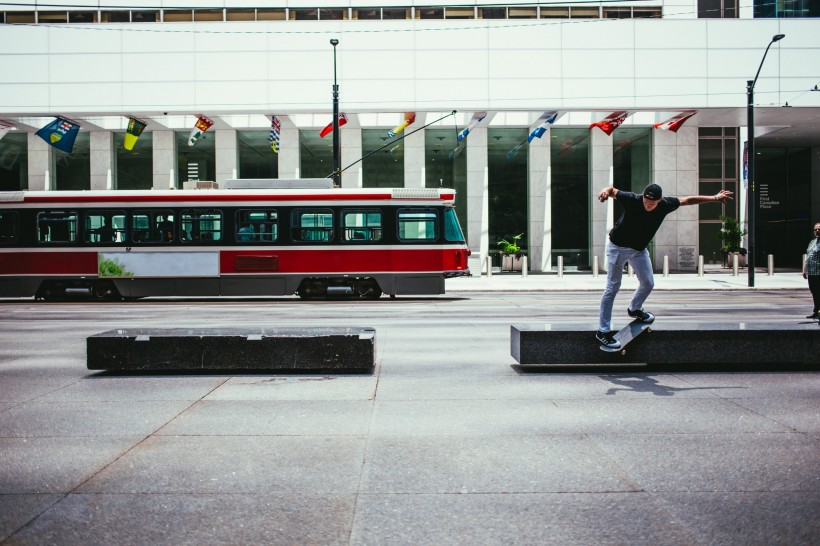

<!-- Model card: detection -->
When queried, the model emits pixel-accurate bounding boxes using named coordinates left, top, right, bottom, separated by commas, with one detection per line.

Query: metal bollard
left=557, top=256, right=563, bottom=278
left=521, top=255, right=528, bottom=278
left=767, top=254, right=774, bottom=276
left=663, top=255, right=669, bottom=277
left=592, top=255, right=599, bottom=278
left=628, top=263, right=634, bottom=277
left=732, top=253, right=739, bottom=276
left=486, top=256, right=492, bottom=279
left=698, top=255, right=704, bottom=277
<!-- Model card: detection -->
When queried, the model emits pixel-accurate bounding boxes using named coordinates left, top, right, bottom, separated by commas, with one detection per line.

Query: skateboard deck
left=599, top=318, right=652, bottom=355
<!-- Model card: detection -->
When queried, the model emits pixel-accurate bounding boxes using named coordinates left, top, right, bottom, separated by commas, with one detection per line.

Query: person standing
left=596, top=183, right=733, bottom=349
left=803, top=222, right=820, bottom=319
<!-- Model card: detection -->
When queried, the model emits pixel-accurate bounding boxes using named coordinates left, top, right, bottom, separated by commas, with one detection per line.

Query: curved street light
left=330, top=38, right=340, bottom=187
left=746, top=33, right=785, bottom=287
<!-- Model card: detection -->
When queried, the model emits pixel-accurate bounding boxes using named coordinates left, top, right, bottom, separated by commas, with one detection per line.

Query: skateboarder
left=596, top=183, right=733, bottom=349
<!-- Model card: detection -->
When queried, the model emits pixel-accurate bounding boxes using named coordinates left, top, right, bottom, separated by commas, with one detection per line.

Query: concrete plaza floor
left=0, top=276, right=818, bottom=545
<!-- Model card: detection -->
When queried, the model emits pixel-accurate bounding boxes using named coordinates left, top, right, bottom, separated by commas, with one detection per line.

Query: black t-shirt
left=609, top=191, right=680, bottom=251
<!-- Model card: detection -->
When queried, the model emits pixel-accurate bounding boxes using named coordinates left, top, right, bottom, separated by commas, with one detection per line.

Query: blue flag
left=457, top=112, right=487, bottom=143
left=36, top=117, right=80, bottom=153
left=527, top=111, right=558, bottom=143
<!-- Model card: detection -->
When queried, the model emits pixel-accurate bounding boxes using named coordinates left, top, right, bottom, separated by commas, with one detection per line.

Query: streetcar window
left=236, top=209, right=278, bottom=243
left=0, top=211, right=18, bottom=244
left=398, top=209, right=437, bottom=241
left=37, top=211, right=78, bottom=243
left=131, top=210, right=174, bottom=243
left=84, top=210, right=126, bottom=244
left=292, top=209, right=333, bottom=242
left=443, top=208, right=465, bottom=242
left=343, top=210, right=382, bottom=241
left=181, top=209, right=222, bottom=243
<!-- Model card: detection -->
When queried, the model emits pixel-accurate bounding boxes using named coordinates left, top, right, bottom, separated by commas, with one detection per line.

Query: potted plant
left=716, top=215, right=747, bottom=267
left=498, top=233, right=524, bottom=272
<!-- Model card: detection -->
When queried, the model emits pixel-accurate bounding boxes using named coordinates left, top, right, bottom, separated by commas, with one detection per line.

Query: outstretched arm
left=597, top=187, right=618, bottom=203
left=679, top=189, right=733, bottom=206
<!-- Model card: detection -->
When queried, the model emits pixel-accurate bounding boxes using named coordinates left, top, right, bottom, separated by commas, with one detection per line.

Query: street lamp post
left=746, top=33, right=785, bottom=287
left=330, top=38, right=340, bottom=187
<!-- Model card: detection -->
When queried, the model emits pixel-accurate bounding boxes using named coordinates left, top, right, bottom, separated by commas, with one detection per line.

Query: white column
left=590, top=128, right=614, bottom=271
left=466, top=127, right=489, bottom=265
left=404, top=123, right=425, bottom=189
left=278, top=126, right=299, bottom=179
left=89, top=131, right=114, bottom=191
left=27, top=133, right=53, bottom=191
left=152, top=130, right=176, bottom=190
left=341, top=126, right=362, bottom=188
left=528, top=127, right=551, bottom=272
left=215, top=129, right=237, bottom=186
left=654, top=126, right=699, bottom=270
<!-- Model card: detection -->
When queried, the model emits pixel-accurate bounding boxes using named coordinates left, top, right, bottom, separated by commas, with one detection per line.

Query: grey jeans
left=598, top=242, right=654, bottom=332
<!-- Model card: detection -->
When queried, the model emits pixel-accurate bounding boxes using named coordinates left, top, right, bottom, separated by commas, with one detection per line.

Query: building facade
left=1, top=1, right=819, bottom=271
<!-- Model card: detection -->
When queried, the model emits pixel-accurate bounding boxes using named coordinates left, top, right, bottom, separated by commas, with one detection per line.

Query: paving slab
left=0, top=494, right=63, bottom=543
left=205, top=374, right=378, bottom=401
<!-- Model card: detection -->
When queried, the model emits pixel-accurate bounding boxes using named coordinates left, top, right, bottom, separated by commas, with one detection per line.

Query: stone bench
left=511, top=322, right=820, bottom=371
left=87, top=327, right=375, bottom=373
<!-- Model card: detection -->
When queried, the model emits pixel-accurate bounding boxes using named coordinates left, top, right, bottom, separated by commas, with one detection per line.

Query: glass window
left=55, top=132, right=90, bottom=191
left=382, top=8, right=410, bottom=19
left=363, top=128, right=404, bottom=188
left=509, top=7, right=537, bottom=18
left=101, top=11, right=130, bottom=22
left=84, top=210, right=126, bottom=244
left=299, top=130, right=333, bottom=179
left=570, top=7, right=600, bottom=18
left=0, top=132, right=28, bottom=191
left=115, top=132, right=152, bottom=190
left=444, top=208, right=465, bottom=242
left=0, top=211, right=19, bottom=244
left=604, top=7, right=632, bottom=19
left=540, top=7, right=569, bottom=18
left=488, top=128, right=528, bottom=262
left=698, top=138, right=723, bottom=179
left=480, top=8, right=506, bottom=19
left=6, top=12, right=36, bottom=23
left=236, top=209, right=278, bottom=242
left=164, top=10, right=193, bottom=22
left=426, top=128, right=467, bottom=243
left=132, top=11, right=159, bottom=22
left=319, top=9, right=346, bottom=20
left=194, top=9, right=223, bottom=22
left=445, top=7, right=474, bottom=19
left=69, top=11, right=97, bottom=23
left=176, top=131, right=215, bottom=188
left=181, top=210, right=222, bottom=243
left=37, top=211, right=78, bottom=243
left=343, top=210, right=382, bottom=241
left=353, top=9, right=380, bottom=20
left=613, top=127, right=652, bottom=194
left=551, top=128, right=590, bottom=269
left=418, top=8, right=444, bottom=19
left=238, top=131, right=278, bottom=179
left=633, top=8, right=662, bottom=18
left=398, top=209, right=437, bottom=241
left=257, top=9, right=286, bottom=20
left=132, top=210, right=174, bottom=243
left=291, top=9, right=318, bottom=20
left=292, top=209, right=333, bottom=242
left=226, top=9, right=255, bottom=21
left=698, top=0, right=723, bottom=18
left=38, top=11, right=68, bottom=23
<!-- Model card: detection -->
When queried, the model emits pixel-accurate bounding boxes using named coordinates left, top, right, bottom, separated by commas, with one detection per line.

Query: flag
left=590, top=111, right=628, bottom=136
left=457, top=112, right=487, bottom=142
left=269, top=115, right=281, bottom=153
left=188, top=115, right=213, bottom=147
left=319, top=113, right=347, bottom=138
left=388, top=112, right=416, bottom=138
left=0, top=121, right=13, bottom=141
left=123, top=117, right=147, bottom=151
left=653, top=111, right=696, bottom=133
left=527, top=111, right=559, bottom=143
left=35, top=117, right=80, bottom=153
left=506, top=142, right=524, bottom=160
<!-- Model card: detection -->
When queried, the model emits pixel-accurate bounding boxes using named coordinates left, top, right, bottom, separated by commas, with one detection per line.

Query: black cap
left=643, top=184, right=663, bottom=200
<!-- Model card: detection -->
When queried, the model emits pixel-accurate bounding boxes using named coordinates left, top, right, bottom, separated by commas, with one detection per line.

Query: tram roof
left=0, top=188, right=457, bottom=206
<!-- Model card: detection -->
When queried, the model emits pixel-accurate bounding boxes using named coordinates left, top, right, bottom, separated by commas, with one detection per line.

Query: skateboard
left=599, top=318, right=652, bottom=355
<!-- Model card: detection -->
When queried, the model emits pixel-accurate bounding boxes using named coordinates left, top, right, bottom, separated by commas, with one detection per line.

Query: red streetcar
left=0, top=186, right=470, bottom=300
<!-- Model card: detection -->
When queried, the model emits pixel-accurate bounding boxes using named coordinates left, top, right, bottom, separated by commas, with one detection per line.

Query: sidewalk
left=447, top=268, right=808, bottom=292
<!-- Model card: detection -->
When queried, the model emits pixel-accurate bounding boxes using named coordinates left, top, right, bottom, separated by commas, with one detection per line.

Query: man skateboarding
left=596, top=183, right=733, bottom=349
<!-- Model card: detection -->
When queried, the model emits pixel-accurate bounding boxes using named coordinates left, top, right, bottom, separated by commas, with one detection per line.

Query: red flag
left=654, top=111, right=697, bottom=133
left=590, top=111, right=628, bottom=136
left=319, top=113, right=348, bottom=138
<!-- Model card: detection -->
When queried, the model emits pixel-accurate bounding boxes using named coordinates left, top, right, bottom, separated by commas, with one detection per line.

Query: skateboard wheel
left=647, top=327, right=652, bottom=333
left=620, top=349, right=626, bottom=356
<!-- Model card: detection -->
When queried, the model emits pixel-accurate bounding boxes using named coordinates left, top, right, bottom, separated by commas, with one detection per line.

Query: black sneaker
left=596, top=330, right=621, bottom=349
left=627, top=308, right=655, bottom=323
left=808, top=312, right=819, bottom=319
